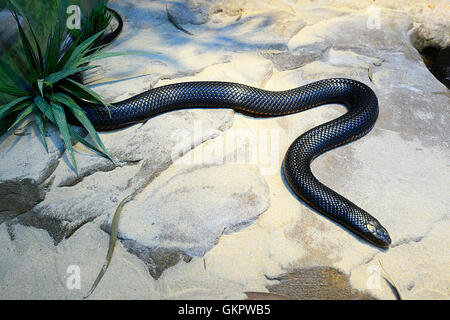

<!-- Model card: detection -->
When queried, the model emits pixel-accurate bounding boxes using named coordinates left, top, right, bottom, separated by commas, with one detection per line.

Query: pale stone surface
left=17, top=164, right=142, bottom=243
left=49, top=109, right=233, bottom=188
left=117, top=164, right=270, bottom=256
left=0, top=120, right=65, bottom=214
left=0, top=222, right=159, bottom=299
left=0, top=0, right=449, bottom=300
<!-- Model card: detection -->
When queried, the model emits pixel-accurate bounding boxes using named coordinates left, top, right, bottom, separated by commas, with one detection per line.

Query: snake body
left=77, top=8, right=392, bottom=248
left=82, top=79, right=391, bottom=248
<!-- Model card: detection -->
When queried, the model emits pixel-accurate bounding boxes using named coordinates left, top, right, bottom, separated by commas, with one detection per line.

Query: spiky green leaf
left=51, top=92, right=111, bottom=160
left=64, top=31, right=105, bottom=68
left=8, top=103, right=35, bottom=131
left=64, top=78, right=111, bottom=108
left=0, top=96, right=31, bottom=120
left=10, top=11, right=39, bottom=77
left=0, top=84, right=29, bottom=97
left=56, top=35, right=81, bottom=70
left=0, top=54, right=33, bottom=89
left=46, top=0, right=69, bottom=74
left=51, top=102, right=78, bottom=173
left=37, top=79, right=44, bottom=96
left=67, top=125, right=110, bottom=159
left=34, top=111, right=48, bottom=151
left=34, top=96, right=55, bottom=123
left=44, top=64, right=99, bottom=85
left=59, top=79, right=104, bottom=105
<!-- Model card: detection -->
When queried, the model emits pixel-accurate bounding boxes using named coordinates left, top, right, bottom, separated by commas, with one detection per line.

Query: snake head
left=365, top=220, right=391, bottom=248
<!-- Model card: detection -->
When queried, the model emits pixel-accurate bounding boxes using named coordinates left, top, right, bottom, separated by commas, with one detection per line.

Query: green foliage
left=0, top=0, right=60, bottom=45
left=0, top=0, right=133, bottom=173
left=70, top=3, right=112, bottom=44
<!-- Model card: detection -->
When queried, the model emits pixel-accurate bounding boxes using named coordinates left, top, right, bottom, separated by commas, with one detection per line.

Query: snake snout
left=366, top=221, right=391, bottom=248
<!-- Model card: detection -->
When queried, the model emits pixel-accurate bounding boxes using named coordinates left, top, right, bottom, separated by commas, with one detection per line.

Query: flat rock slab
left=113, top=164, right=269, bottom=278
left=0, top=120, right=65, bottom=214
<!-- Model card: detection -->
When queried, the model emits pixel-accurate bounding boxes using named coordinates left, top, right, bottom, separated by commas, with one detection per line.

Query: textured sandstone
left=0, top=0, right=448, bottom=300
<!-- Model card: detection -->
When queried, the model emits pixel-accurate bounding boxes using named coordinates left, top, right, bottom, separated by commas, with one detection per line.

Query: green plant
left=70, top=3, right=112, bottom=44
left=0, top=0, right=137, bottom=173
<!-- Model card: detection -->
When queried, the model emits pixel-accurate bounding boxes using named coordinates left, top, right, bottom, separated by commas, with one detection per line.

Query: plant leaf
left=44, top=0, right=69, bottom=74
left=0, top=96, right=31, bottom=120
left=8, top=102, right=35, bottom=131
left=51, top=93, right=112, bottom=161
left=51, top=102, right=78, bottom=174
left=26, top=17, right=44, bottom=75
left=84, top=195, right=132, bottom=298
left=56, top=35, right=81, bottom=70
left=34, top=111, right=48, bottom=152
left=45, top=64, right=99, bottom=85
left=37, top=94, right=104, bottom=159
left=37, top=79, right=44, bottom=96
left=64, top=31, right=104, bottom=68
left=0, top=100, right=32, bottom=121
left=64, top=78, right=111, bottom=108
left=0, top=53, right=34, bottom=90
left=10, top=11, right=39, bottom=77
left=67, top=125, right=109, bottom=159
left=34, top=96, right=55, bottom=123
left=59, top=79, right=105, bottom=105
left=0, top=84, right=29, bottom=97
left=10, top=0, right=45, bottom=76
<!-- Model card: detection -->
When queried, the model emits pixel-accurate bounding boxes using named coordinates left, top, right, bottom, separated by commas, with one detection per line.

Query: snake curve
left=82, top=79, right=391, bottom=248
left=79, top=9, right=391, bottom=248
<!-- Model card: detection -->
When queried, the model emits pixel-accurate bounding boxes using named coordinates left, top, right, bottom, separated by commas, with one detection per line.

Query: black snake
left=81, top=10, right=391, bottom=249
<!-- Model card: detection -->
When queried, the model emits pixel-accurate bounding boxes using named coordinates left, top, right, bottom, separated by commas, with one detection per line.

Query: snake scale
left=82, top=9, right=391, bottom=249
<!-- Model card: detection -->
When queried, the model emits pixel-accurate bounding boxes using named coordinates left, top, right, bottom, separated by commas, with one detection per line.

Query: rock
left=49, top=109, right=233, bottom=188
left=288, top=9, right=413, bottom=56
left=407, top=1, right=450, bottom=50
left=93, top=53, right=272, bottom=278
left=0, top=0, right=449, bottom=300
left=348, top=219, right=450, bottom=300
left=166, top=0, right=212, bottom=25
left=0, top=220, right=158, bottom=299
left=18, top=107, right=234, bottom=243
left=0, top=120, right=65, bottom=214
left=109, top=164, right=270, bottom=278
left=267, top=267, right=375, bottom=300
left=200, top=10, right=304, bottom=51
left=119, top=239, right=192, bottom=279
left=12, top=164, right=141, bottom=243
left=0, top=223, right=67, bottom=299
left=245, top=291, right=294, bottom=300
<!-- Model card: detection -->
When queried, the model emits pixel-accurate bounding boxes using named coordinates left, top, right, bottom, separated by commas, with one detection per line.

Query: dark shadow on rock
left=120, top=238, right=192, bottom=279
left=266, top=266, right=376, bottom=300
left=419, top=46, right=450, bottom=89
left=8, top=211, right=73, bottom=244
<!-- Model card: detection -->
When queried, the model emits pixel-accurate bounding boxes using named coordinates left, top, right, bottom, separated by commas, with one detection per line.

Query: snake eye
left=366, top=221, right=376, bottom=233
left=365, top=221, right=391, bottom=248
